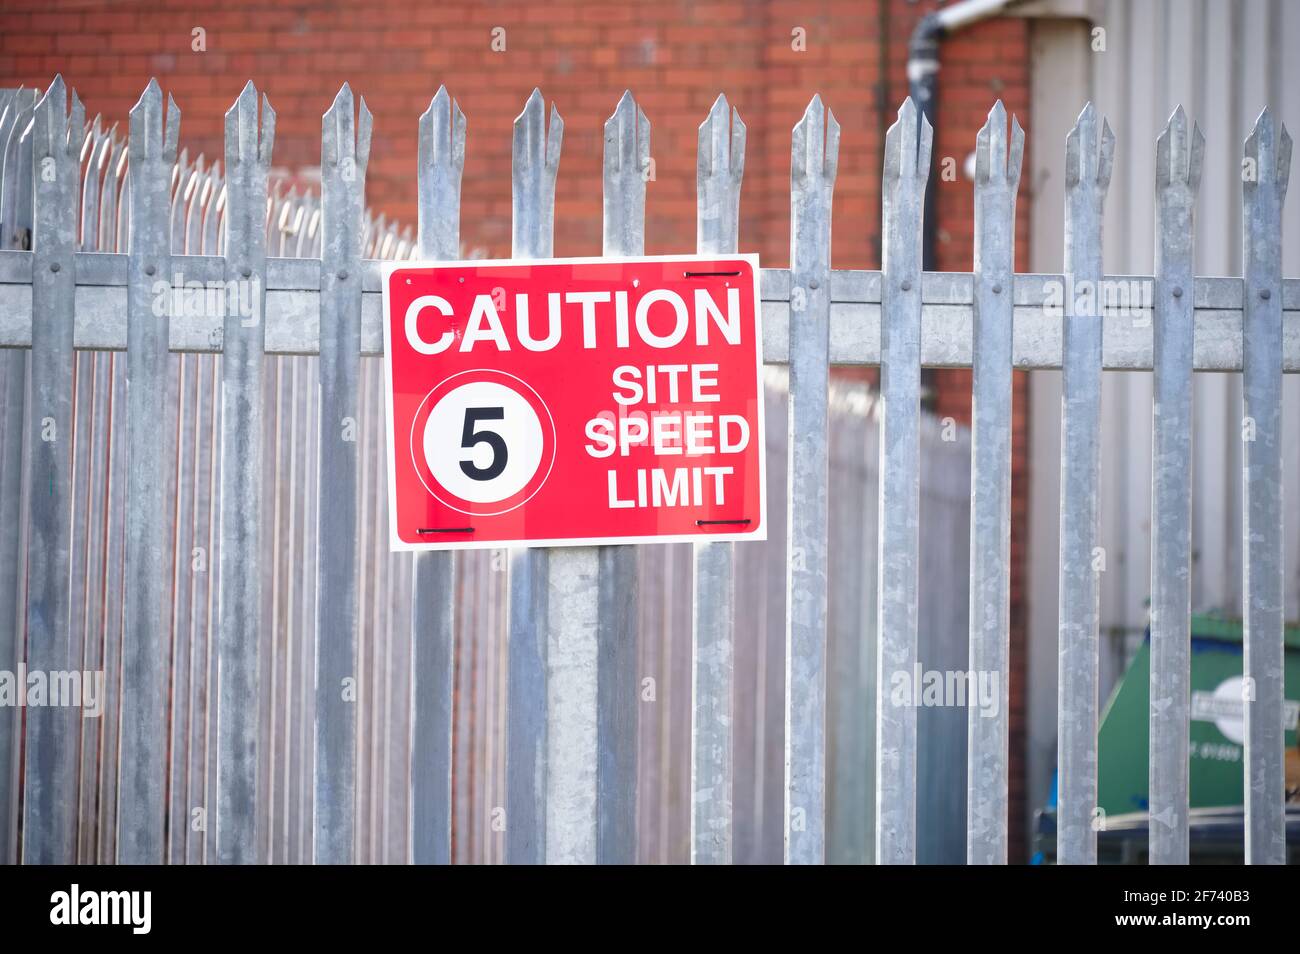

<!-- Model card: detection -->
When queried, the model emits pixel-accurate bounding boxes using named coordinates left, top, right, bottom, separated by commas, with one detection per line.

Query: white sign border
left=381, top=252, right=766, bottom=552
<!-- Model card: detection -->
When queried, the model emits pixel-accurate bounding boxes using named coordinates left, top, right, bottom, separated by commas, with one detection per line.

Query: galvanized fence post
left=410, top=85, right=464, bottom=866
left=162, top=139, right=194, bottom=869
left=0, top=92, right=23, bottom=794
left=0, top=336, right=21, bottom=862
left=1057, top=102, right=1112, bottom=866
left=97, top=130, right=130, bottom=866
left=82, top=126, right=111, bottom=863
left=0, top=86, right=36, bottom=867
left=22, top=76, right=82, bottom=865
left=597, top=90, right=647, bottom=864
left=1241, top=108, right=1290, bottom=866
left=1149, top=106, right=1202, bottom=866
left=217, top=81, right=274, bottom=864
left=966, top=101, right=1022, bottom=865
left=691, top=93, right=744, bottom=865
left=506, top=89, right=562, bottom=864
left=314, top=83, right=371, bottom=864
left=77, top=119, right=109, bottom=865
left=785, top=95, right=837, bottom=865
left=118, top=79, right=180, bottom=863
left=875, top=97, right=931, bottom=865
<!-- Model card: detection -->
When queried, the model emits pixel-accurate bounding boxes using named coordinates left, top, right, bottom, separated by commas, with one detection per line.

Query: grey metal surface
left=1023, top=8, right=1300, bottom=852
left=313, top=83, right=370, bottom=864
left=216, top=81, right=274, bottom=864
left=7, top=256, right=1300, bottom=372
left=96, top=147, right=128, bottom=862
left=410, top=85, right=463, bottom=866
left=916, top=414, right=973, bottom=864
left=1149, top=106, right=1203, bottom=866
left=528, top=84, right=598, bottom=861
left=165, top=328, right=192, bottom=868
left=544, top=547, right=598, bottom=863
left=74, top=119, right=109, bottom=868
left=691, top=93, right=744, bottom=865
left=595, top=90, right=647, bottom=865
left=76, top=118, right=115, bottom=867
left=784, top=95, right=837, bottom=865
left=1240, top=107, right=1290, bottom=866
left=22, top=76, right=82, bottom=864
left=825, top=386, right=878, bottom=864
left=0, top=350, right=22, bottom=867
left=506, top=544, right=547, bottom=863
left=0, top=86, right=35, bottom=867
left=505, top=89, right=561, bottom=865
left=117, top=80, right=179, bottom=864
left=67, top=140, right=101, bottom=867
left=966, top=101, right=1022, bottom=865
left=875, top=97, right=931, bottom=865
left=1057, top=102, right=1113, bottom=866
left=0, top=88, right=35, bottom=249
left=1029, top=0, right=1300, bottom=759
left=0, top=76, right=1296, bottom=869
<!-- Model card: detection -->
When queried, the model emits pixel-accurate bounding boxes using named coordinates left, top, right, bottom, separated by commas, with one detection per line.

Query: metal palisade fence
left=0, top=76, right=1295, bottom=866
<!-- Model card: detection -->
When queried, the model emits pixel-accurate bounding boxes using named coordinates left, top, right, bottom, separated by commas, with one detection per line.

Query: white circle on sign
left=423, top=380, right=544, bottom=504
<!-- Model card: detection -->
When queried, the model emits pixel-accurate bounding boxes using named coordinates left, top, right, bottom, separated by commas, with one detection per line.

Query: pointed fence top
left=512, top=88, right=563, bottom=173
left=792, top=94, right=839, bottom=184
left=884, top=96, right=932, bottom=182
left=698, top=93, right=745, bottom=183
left=419, top=85, right=467, bottom=172
left=1155, top=105, right=1204, bottom=190
left=225, top=81, right=275, bottom=167
left=604, top=90, right=649, bottom=176
left=1245, top=107, right=1292, bottom=195
left=974, top=99, right=1024, bottom=187
left=1065, top=101, right=1114, bottom=191
left=35, top=75, right=83, bottom=158
left=129, top=80, right=180, bottom=163
left=323, top=82, right=372, bottom=173
left=703, top=92, right=730, bottom=126
left=80, top=113, right=106, bottom=164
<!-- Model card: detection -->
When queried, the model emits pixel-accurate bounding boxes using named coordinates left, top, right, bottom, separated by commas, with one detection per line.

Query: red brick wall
left=0, top=0, right=1034, bottom=861
left=0, top=1, right=1029, bottom=267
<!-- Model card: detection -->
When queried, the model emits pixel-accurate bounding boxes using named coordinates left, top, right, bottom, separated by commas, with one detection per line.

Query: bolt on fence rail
left=0, top=76, right=1296, bottom=865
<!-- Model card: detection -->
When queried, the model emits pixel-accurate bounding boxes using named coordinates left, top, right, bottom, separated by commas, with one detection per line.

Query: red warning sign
left=381, top=255, right=766, bottom=551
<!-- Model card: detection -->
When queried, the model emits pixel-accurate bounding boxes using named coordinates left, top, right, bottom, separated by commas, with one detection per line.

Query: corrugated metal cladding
left=1024, top=0, right=1300, bottom=830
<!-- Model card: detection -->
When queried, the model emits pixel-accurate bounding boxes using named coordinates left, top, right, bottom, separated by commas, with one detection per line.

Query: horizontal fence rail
left=0, top=76, right=1296, bottom=866
left=3, top=259, right=1300, bottom=369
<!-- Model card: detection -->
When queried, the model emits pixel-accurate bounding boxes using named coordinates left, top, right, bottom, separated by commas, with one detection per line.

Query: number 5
left=461, top=407, right=508, bottom=480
